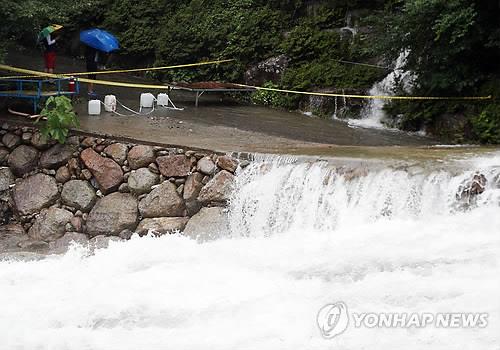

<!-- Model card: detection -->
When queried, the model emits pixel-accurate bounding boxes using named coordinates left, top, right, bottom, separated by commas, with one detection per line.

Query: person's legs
left=87, top=61, right=98, bottom=94
left=43, top=53, right=49, bottom=73
left=45, top=52, right=56, bottom=74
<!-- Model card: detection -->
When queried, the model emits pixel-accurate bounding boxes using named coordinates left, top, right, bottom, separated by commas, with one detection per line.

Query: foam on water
left=1, top=154, right=499, bottom=349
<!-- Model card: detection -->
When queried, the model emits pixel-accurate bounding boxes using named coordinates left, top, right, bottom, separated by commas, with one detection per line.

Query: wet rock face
left=0, top=148, right=9, bottom=165
left=28, top=207, right=73, bottom=242
left=138, top=181, right=185, bottom=218
left=128, top=145, right=155, bottom=170
left=216, top=155, right=239, bottom=173
left=0, top=223, right=27, bottom=252
left=39, top=144, right=76, bottom=169
left=30, top=132, right=50, bottom=150
left=2, top=133, right=21, bottom=149
left=80, top=148, right=123, bottom=194
left=55, top=166, right=71, bottom=183
left=13, top=174, right=59, bottom=216
left=86, top=193, right=138, bottom=236
left=48, top=232, right=89, bottom=254
left=127, top=168, right=159, bottom=195
left=244, top=55, right=290, bottom=86
left=61, top=180, right=97, bottom=212
left=182, top=207, right=230, bottom=241
left=89, top=235, right=124, bottom=251
left=17, top=239, right=49, bottom=252
left=197, top=157, right=217, bottom=175
left=8, top=145, right=40, bottom=176
left=457, top=173, right=487, bottom=203
left=136, top=217, right=189, bottom=236
left=156, top=155, right=193, bottom=177
left=183, top=172, right=204, bottom=201
left=104, top=143, right=128, bottom=165
left=0, top=168, right=15, bottom=192
left=198, top=170, right=235, bottom=205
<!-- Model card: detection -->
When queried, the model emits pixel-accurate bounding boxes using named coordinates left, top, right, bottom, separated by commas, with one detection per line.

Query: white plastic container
left=157, top=93, right=169, bottom=107
left=88, top=100, right=101, bottom=115
left=140, top=93, right=154, bottom=109
left=104, top=95, right=117, bottom=112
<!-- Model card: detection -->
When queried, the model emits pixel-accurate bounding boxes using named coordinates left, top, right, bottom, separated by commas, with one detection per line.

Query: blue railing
left=0, top=78, right=80, bottom=113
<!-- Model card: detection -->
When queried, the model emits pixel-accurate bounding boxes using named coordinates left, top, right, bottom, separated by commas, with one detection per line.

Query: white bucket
left=140, top=93, right=155, bottom=109
left=88, top=100, right=101, bottom=115
left=104, top=95, right=117, bottom=112
left=157, top=93, right=169, bottom=107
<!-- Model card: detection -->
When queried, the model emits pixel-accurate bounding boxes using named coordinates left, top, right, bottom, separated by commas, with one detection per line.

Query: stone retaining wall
left=0, top=123, right=247, bottom=253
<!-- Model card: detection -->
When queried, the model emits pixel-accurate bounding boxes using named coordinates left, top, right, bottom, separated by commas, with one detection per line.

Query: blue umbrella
left=80, top=29, right=119, bottom=53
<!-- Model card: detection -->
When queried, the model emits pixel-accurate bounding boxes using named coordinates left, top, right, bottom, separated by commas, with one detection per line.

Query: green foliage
left=0, top=0, right=104, bottom=43
left=102, top=0, right=170, bottom=62
left=282, top=60, right=384, bottom=91
left=471, top=104, right=500, bottom=144
left=38, top=96, right=79, bottom=144
left=153, top=0, right=286, bottom=82
left=251, top=81, right=298, bottom=109
left=281, top=25, right=342, bottom=63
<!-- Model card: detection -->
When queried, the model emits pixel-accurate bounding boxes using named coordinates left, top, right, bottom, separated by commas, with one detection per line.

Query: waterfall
left=0, top=152, right=498, bottom=349
left=348, top=51, right=415, bottom=129
left=229, top=154, right=500, bottom=237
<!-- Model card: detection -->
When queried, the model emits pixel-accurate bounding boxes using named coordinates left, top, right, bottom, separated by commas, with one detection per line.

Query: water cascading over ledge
left=228, top=155, right=500, bottom=237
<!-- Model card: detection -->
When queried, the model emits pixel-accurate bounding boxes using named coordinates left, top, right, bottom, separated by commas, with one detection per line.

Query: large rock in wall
left=86, top=193, right=138, bottom=236
left=128, top=145, right=156, bottom=169
left=136, top=217, right=189, bottom=236
left=80, top=148, right=123, bottom=193
left=8, top=145, right=39, bottom=176
left=198, top=170, right=235, bottom=205
left=104, top=143, right=128, bottom=165
left=39, top=144, right=76, bottom=169
left=157, top=155, right=193, bottom=177
left=183, top=207, right=230, bottom=241
left=28, top=207, right=73, bottom=242
left=61, top=180, right=97, bottom=212
left=13, top=173, right=59, bottom=216
left=128, top=168, right=159, bottom=195
left=138, top=181, right=186, bottom=218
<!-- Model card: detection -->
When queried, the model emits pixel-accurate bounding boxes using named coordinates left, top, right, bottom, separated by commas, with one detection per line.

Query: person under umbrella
left=84, top=46, right=108, bottom=94
left=80, top=29, right=119, bottom=94
left=38, top=24, right=63, bottom=74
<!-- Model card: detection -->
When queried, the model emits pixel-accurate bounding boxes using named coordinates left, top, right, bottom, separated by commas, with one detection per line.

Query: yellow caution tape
left=0, top=59, right=234, bottom=80
left=0, top=64, right=175, bottom=89
left=0, top=63, right=493, bottom=100
left=234, top=83, right=492, bottom=101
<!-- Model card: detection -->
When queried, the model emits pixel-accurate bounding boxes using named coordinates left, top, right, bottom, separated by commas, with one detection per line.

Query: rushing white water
left=348, top=52, right=415, bottom=129
left=1, top=153, right=499, bottom=349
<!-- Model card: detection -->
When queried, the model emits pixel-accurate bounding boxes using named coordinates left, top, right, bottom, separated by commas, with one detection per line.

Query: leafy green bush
left=38, top=96, right=79, bottom=144
left=282, top=59, right=384, bottom=91
left=281, top=25, right=342, bottom=63
left=471, top=104, right=500, bottom=144
left=251, top=81, right=298, bottom=109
